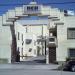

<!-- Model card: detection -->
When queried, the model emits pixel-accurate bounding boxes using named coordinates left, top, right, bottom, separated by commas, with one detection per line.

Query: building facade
left=0, top=1, right=75, bottom=63
left=56, top=16, right=75, bottom=62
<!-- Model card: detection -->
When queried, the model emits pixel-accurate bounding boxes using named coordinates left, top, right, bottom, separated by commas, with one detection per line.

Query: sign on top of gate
left=23, top=1, right=42, bottom=15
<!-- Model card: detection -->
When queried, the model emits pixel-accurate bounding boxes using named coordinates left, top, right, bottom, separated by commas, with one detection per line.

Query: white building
left=57, top=16, right=75, bottom=62
left=0, top=1, right=75, bottom=63
left=15, top=19, right=49, bottom=61
left=15, top=22, right=26, bottom=61
left=47, top=11, right=75, bottom=64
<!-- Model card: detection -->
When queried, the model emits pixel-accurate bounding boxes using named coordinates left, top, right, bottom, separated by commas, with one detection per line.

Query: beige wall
left=57, top=16, right=75, bottom=61
left=15, top=22, right=26, bottom=60
left=0, top=16, right=12, bottom=63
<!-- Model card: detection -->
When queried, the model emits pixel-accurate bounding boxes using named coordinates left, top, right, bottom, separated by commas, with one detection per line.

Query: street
left=0, top=68, right=75, bottom=75
left=0, top=56, right=75, bottom=75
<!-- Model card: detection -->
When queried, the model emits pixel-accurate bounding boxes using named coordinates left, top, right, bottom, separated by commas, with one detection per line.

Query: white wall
left=57, top=16, right=75, bottom=62
left=15, top=22, right=26, bottom=60
left=24, top=25, right=48, bottom=56
left=15, top=22, right=38, bottom=58
left=25, top=33, right=37, bottom=57
left=15, top=20, right=49, bottom=57
left=0, top=16, right=12, bottom=63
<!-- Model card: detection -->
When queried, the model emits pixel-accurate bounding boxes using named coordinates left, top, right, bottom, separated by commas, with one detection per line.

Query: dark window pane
left=22, top=34, right=23, bottom=41
left=69, top=49, right=75, bottom=57
left=67, top=28, right=75, bottom=39
left=31, top=7, right=33, bottom=10
left=17, top=47, right=19, bottom=51
left=35, top=6, right=38, bottom=10
left=29, top=48, right=32, bottom=52
left=49, top=38, right=55, bottom=42
left=27, top=7, right=30, bottom=10
left=25, top=39, right=32, bottom=44
left=18, top=32, right=20, bottom=40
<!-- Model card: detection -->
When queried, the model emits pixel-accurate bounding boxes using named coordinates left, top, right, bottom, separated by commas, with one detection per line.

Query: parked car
left=63, top=60, right=75, bottom=72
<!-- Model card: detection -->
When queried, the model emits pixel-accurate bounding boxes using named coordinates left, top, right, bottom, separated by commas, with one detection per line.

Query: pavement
left=0, top=56, right=75, bottom=75
left=0, top=56, right=59, bottom=70
left=0, top=68, right=75, bottom=75
left=0, top=64, right=59, bottom=70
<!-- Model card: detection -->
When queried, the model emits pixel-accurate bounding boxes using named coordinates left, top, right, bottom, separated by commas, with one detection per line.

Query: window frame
left=22, top=34, right=23, bottom=41
left=67, top=28, right=75, bottom=39
left=27, top=6, right=38, bottom=11
left=49, top=38, right=55, bottom=42
left=68, top=48, right=75, bottom=58
left=18, top=32, right=20, bottom=40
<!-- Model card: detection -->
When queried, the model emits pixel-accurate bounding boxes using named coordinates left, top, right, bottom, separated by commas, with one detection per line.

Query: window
left=25, top=39, right=32, bottom=44
left=34, top=41, right=36, bottom=46
left=49, top=38, right=55, bottom=42
left=69, top=48, right=75, bottom=57
left=26, top=26, right=28, bottom=33
left=34, top=6, right=38, bottom=10
left=18, top=32, right=20, bottom=40
left=29, top=48, right=32, bottom=52
left=17, top=47, right=19, bottom=51
left=22, top=34, right=23, bottom=41
left=21, top=48, right=23, bottom=58
left=22, top=41, right=24, bottom=46
left=31, top=7, right=33, bottom=10
left=67, top=28, right=75, bottom=39
left=64, top=10, right=68, bottom=16
left=27, top=7, right=30, bottom=10
left=27, top=6, right=38, bottom=11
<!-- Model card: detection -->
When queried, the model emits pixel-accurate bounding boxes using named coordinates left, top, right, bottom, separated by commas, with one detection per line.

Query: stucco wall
left=57, top=16, right=75, bottom=62
left=15, top=22, right=26, bottom=60
left=0, top=16, right=12, bottom=63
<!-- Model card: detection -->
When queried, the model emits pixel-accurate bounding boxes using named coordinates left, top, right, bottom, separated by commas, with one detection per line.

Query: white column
left=46, top=48, right=49, bottom=64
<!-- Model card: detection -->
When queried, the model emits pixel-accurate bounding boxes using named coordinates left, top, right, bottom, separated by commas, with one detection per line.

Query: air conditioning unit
left=46, top=36, right=57, bottom=47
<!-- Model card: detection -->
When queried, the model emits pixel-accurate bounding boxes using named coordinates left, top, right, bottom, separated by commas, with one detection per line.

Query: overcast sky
left=0, top=0, right=75, bottom=15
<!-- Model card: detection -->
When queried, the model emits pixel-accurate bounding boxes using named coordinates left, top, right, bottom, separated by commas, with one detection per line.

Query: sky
left=0, top=0, right=75, bottom=15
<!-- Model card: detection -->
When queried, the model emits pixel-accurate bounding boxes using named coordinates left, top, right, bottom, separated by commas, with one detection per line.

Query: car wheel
left=71, top=65, right=75, bottom=72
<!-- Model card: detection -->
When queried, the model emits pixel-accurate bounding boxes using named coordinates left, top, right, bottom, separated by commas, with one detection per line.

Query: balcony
left=46, top=36, right=57, bottom=47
